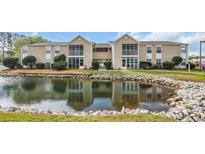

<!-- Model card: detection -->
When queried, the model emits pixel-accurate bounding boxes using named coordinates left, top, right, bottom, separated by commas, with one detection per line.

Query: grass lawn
left=1, top=68, right=205, bottom=82
left=0, top=112, right=175, bottom=122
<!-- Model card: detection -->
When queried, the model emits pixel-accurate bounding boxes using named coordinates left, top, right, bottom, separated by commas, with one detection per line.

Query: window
left=46, top=46, right=51, bottom=54
left=55, top=46, right=60, bottom=54
left=121, top=57, right=138, bottom=69
left=146, top=47, right=152, bottom=53
left=69, top=45, right=83, bottom=56
left=95, top=48, right=108, bottom=52
left=55, top=50, right=60, bottom=54
left=147, top=59, right=152, bottom=63
left=46, top=50, right=51, bottom=54
left=156, top=59, right=161, bottom=66
left=122, top=44, right=138, bottom=55
left=68, top=57, right=83, bottom=68
left=156, top=47, right=161, bottom=53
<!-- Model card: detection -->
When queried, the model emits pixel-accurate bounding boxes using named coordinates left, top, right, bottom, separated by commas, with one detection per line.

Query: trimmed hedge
left=139, top=61, right=152, bottom=69
left=104, top=61, right=112, bottom=69
left=172, top=56, right=183, bottom=66
left=52, top=61, right=67, bottom=70
left=3, top=57, right=19, bottom=69
left=162, top=61, right=175, bottom=69
left=22, top=55, right=36, bottom=68
left=92, top=61, right=99, bottom=70
left=36, top=63, right=45, bottom=69
left=54, top=54, right=66, bottom=63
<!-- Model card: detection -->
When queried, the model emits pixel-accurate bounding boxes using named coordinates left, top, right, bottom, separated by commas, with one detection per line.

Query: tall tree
left=0, top=32, right=25, bottom=59
left=12, top=36, right=48, bottom=57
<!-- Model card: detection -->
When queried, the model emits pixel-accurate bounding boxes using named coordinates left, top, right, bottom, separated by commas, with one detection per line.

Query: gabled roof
left=93, top=43, right=112, bottom=48
left=68, top=35, right=91, bottom=44
left=27, top=42, right=68, bottom=46
left=140, top=41, right=188, bottom=46
left=114, top=34, right=139, bottom=43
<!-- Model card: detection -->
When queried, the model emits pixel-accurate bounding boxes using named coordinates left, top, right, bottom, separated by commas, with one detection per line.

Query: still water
left=0, top=77, right=174, bottom=113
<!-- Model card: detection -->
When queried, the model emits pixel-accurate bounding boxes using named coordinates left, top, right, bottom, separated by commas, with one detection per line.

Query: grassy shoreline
left=1, top=68, right=205, bottom=82
left=0, top=112, right=175, bottom=122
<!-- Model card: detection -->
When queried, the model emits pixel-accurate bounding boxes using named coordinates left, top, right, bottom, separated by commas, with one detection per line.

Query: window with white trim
left=55, top=46, right=60, bottom=54
left=46, top=46, right=51, bottom=54
left=68, top=57, right=83, bottom=68
left=156, top=47, right=161, bottom=53
left=147, top=59, right=152, bottom=63
left=69, top=45, right=83, bottom=56
left=146, top=47, right=152, bottom=53
left=122, top=44, right=138, bottom=55
left=156, top=59, right=161, bottom=66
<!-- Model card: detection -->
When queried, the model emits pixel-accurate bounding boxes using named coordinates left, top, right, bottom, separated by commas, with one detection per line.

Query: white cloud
left=31, top=32, right=39, bottom=36
left=116, top=32, right=205, bottom=56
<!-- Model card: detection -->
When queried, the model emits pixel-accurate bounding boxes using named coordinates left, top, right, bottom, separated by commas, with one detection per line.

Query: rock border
left=1, top=73, right=205, bottom=122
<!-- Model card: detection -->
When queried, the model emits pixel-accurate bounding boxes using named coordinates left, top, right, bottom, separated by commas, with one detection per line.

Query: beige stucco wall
left=139, top=45, right=146, bottom=62
left=27, top=46, right=45, bottom=63
left=139, top=45, right=181, bottom=65
left=27, top=45, right=68, bottom=63
left=162, top=45, right=181, bottom=62
left=113, top=36, right=138, bottom=69
left=68, top=38, right=92, bottom=69
left=93, top=50, right=112, bottom=60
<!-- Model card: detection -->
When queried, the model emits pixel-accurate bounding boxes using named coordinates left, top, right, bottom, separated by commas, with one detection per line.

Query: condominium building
left=21, top=34, right=188, bottom=69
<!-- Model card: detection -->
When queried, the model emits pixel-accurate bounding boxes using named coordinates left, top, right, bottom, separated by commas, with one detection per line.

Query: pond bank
left=0, top=73, right=205, bottom=122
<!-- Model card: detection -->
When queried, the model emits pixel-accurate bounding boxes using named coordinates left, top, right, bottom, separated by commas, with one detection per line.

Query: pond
left=0, top=77, right=174, bottom=113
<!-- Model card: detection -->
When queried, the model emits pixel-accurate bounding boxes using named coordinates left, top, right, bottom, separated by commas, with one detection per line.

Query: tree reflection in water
left=0, top=78, right=173, bottom=112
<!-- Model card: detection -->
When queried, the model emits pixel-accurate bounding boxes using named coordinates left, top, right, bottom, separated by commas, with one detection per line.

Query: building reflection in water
left=2, top=79, right=173, bottom=112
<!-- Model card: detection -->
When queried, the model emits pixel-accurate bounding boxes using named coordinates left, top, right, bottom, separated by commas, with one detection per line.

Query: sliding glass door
left=122, top=57, right=138, bottom=69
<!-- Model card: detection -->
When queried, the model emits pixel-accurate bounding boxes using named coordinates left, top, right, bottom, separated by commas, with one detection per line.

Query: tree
left=0, top=32, right=25, bottom=59
left=12, top=36, right=48, bottom=57
left=3, top=57, right=19, bottom=69
left=172, top=56, right=183, bottom=66
left=52, top=54, right=67, bottom=70
left=54, top=54, right=66, bottom=63
left=22, top=55, right=36, bottom=68
left=52, top=61, right=67, bottom=70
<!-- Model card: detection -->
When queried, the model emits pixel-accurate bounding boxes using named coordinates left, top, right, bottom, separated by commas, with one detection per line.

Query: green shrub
left=139, top=61, right=152, bottom=69
left=186, top=63, right=196, bottom=70
left=104, top=61, right=112, bottom=69
left=16, top=63, right=23, bottom=69
left=172, top=56, right=183, bottom=66
left=92, top=61, right=99, bottom=69
left=22, top=55, right=36, bottom=68
left=36, top=63, right=45, bottom=69
left=162, top=61, right=175, bottom=69
left=52, top=61, right=67, bottom=70
left=54, top=54, right=66, bottom=63
left=3, top=57, right=19, bottom=69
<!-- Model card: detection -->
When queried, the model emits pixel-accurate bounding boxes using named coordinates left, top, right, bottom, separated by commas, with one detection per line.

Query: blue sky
left=15, top=32, right=205, bottom=56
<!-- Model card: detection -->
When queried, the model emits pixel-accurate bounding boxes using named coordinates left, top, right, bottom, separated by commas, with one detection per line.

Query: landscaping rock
left=1, top=73, right=205, bottom=122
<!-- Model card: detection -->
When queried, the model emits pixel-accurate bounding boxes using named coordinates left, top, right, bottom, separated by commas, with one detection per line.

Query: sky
left=15, top=32, right=205, bottom=56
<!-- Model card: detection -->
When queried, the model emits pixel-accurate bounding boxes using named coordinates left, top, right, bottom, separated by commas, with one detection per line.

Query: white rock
left=139, top=109, right=150, bottom=114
